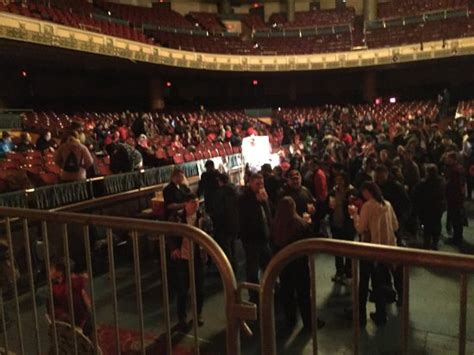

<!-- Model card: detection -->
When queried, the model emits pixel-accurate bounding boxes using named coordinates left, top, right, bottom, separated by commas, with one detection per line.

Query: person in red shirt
left=116, top=119, right=129, bottom=142
left=313, top=159, right=328, bottom=235
left=49, top=258, right=92, bottom=337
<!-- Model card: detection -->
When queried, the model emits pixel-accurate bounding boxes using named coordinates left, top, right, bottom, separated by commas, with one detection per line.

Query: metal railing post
left=351, top=259, right=359, bottom=355
left=309, top=255, right=318, bottom=355
left=83, top=225, right=99, bottom=354
left=401, top=266, right=410, bottom=355
left=459, top=273, right=468, bottom=355
left=42, top=221, right=59, bottom=355
left=106, top=228, right=121, bottom=355
left=131, top=231, right=145, bottom=355
left=5, top=218, right=25, bottom=355
left=159, top=235, right=172, bottom=355
left=62, top=224, right=78, bottom=355
left=22, top=219, right=41, bottom=354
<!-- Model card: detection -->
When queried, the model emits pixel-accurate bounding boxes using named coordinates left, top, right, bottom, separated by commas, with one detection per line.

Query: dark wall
left=2, top=39, right=474, bottom=111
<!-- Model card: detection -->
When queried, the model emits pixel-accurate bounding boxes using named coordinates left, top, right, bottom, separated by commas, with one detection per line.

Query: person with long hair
left=348, top=181, right=398, bottom=326
left=272, top=197, right=325, bottom=331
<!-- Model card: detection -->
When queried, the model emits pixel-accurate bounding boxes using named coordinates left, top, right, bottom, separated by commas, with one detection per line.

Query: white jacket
left=353, top=199, right=398, bottom=246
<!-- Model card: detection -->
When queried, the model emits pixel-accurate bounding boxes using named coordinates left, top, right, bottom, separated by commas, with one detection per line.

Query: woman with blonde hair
left=272, top=197, right=325, bottom=331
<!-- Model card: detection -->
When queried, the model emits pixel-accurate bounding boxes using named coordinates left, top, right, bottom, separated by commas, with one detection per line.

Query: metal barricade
left=0, top=207, right=256, bottom=355
left=259, top=239, right=474, bottom=355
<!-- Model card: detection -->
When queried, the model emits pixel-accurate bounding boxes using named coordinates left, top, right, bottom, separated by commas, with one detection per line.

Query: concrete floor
left=1, top=204, right=474, bottom=355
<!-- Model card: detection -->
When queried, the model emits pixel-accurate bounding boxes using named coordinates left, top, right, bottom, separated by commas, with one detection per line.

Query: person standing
left=328, top=172, right=358, bottom=283
left=214, top=173, right=239, bottom=267
left=374, top=165, right=410, bottom=243
left=413, top=164, right=446, bottom=250
left=163, top=168, right=191, bottom=220
left=280, top=170, right=316, bottom=219
left=312, top=160, right=328, bottom=235
left=271, top=197, right=325, bottom=331
left=238, top=173, right=272, bottom=304
left=55, top=131, right=94, bottom=182
left=261, top=163, right=281, bottom=211
left=197, top=160, right=220, bottom=218
left=169, top=194, right=207, bottom=331
left=348, top=182, right=398, bottom=326
left=444, top=152, right=466, bottom=247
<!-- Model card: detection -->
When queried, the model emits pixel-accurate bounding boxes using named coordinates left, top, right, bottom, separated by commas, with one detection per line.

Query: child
left=49, top=257, right=92, bottom=337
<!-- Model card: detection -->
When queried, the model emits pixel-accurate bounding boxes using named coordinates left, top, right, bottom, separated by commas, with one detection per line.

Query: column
left=287, top=0, right=295, bottom=22
left=363, top=0, right=377, bottom=22
left=363, top=71, right=377, bottom=103
left=149, top=78, right=165, bottom=111
left=220, top=0, right=232, bottom=15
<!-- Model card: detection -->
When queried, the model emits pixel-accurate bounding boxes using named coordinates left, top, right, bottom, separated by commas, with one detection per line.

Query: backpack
left=110, top=143, right=133, bottom=173
left=63, top=151, right=80, bottom=173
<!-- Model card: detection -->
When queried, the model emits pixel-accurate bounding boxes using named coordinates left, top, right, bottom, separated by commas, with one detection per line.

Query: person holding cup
left=348, top=181, right=398, bottom=326
left=280, top=169, right=317, bottom=224
left=328, top=172, right=358, bottom=283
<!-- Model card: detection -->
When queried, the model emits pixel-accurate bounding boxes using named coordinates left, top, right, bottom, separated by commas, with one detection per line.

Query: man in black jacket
left=238, top=173, right=272, bottom=304
left=444, top=152, right=466, bottom=247
left=279, top=170, right=316, bottom=218
left=163, top=169, right=191, bottom=220
left=197, top=160, right=220, bottom=217
left=374, top=164, right=410, bottom=242
left=214, top=173, right=239, bottom=267
left=413, top=164, right=446, bottom=250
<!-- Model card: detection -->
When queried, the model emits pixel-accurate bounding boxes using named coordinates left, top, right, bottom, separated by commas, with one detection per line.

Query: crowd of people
left=9, top=98, right=472, bottom=334
left=162, top=98, right=473, bottom=331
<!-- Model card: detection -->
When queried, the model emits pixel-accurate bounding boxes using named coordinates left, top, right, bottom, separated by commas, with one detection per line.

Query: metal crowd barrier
left=259, top=239, right=474, bottom=355
left=0, top=207, right=256, bottom=355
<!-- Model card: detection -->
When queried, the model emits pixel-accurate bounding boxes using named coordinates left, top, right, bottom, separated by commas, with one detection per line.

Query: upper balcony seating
left=268, top=7, right=356, bottom=30
left=1, top=2, right=150, bottom=43
left=95, top=1, right=194, bottom=29
left=377, top=0, right=469, bottom=19
left=366, top=17, right=472, bottom=48
left=188, top=12, right=226, bottom=33
left=241, top=14, right=269, bottom=31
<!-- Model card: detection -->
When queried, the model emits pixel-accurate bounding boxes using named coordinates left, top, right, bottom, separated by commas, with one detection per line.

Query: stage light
left=389, top=97, right=396, bottom=103
left=166, top=81, right=172, bottom=88
left=375, top=98, right=382, bottom=105
left=252, top=80, right=258, bottom=86
left=107, top=11, right=111, bottom=16
left=20, top=70, right=28, bottom=78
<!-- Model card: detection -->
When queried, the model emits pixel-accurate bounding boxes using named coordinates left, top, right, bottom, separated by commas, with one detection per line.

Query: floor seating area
left=0, top=101, right=439, bottom=193
left=276, top=101, right=440, bottom=125
left=456, top=99, right=474, bottom=117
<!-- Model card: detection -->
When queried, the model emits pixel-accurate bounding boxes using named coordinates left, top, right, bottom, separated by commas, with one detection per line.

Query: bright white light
left=389, top=97, right=396, bottom=103
left=107, top=11, right=111, bottom=16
